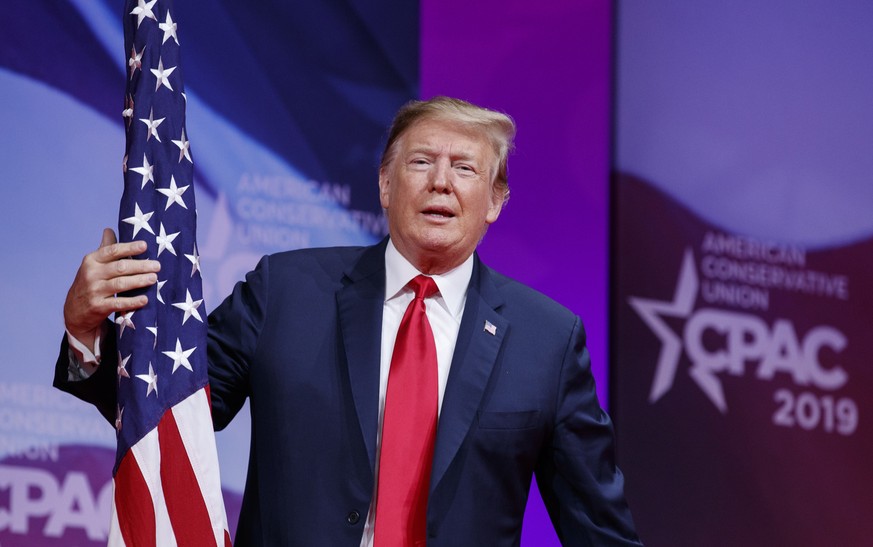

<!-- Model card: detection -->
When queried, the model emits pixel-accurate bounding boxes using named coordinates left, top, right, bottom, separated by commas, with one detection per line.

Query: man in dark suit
left=58, top=97, right=641, bottom=545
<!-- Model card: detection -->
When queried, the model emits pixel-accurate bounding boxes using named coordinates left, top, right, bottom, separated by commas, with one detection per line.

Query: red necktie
left=375, top=275, right=439, bottom=546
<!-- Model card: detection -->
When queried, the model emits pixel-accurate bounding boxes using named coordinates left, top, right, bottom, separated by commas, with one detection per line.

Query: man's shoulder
left=260, top=242, right=381, bottom=277
left=269, top=244, right=370, bottom=264
left=482, top=265, right=578, bottom=327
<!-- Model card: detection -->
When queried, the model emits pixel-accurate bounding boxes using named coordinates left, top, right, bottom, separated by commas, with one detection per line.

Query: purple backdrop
left=421, top=1, right=613, bottom=543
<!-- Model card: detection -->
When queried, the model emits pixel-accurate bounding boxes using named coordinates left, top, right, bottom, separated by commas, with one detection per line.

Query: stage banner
left=613, top=2, right=873, bottom=544
left=0, top=1, right=415, bottom=543
left=612, top=175, right=873, bottom=545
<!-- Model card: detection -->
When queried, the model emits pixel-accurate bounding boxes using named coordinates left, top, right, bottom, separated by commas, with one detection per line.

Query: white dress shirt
left=360, top=240, right=473, bottom=547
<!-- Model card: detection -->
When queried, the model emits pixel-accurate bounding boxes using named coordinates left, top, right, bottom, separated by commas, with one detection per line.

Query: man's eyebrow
left=405, top=144, right=440, bottom=155
left=406, top=145, right=480, bottom=162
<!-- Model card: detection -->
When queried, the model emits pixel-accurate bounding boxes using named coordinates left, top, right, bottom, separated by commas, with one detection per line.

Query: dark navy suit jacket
left=56, top=239, right=640, bottom=546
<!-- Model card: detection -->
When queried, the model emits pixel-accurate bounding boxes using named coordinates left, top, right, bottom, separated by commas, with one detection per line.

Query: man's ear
left=486, top=185, right=505, bottom=224
left=378, top=168, right=391, bottom=209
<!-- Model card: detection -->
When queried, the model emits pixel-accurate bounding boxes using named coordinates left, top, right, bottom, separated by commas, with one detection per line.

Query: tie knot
left=408, top=274, right=439, bottom=300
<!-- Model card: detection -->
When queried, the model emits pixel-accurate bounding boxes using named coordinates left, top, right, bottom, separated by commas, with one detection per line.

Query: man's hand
left=63, top=228, right=160, bottom=348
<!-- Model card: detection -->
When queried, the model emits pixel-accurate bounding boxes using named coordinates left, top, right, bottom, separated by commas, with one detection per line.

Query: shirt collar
left=385, top=238, right=473, bottom=321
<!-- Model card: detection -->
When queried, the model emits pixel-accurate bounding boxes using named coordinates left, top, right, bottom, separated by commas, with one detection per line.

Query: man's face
left=379, top=117, right=504, bottom=274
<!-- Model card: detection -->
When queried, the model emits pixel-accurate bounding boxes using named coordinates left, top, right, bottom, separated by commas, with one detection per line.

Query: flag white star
left=156, top=223, right=180, bottom=256
left=135, top=362, right=159, bottom=397
left=118, top=353, right=132, bottom=382
left=159, top=11, right=179, bottom=45
left=185, top=244, right=201, bottom=277
left=128, top=45, right=144, bottom=79
left=122, top=202, right=155, bottom=237
left=139, top=107, right=165, bottom=142
left=130, top=0, right=157, bottom=28
left=151, top=57, right=176, bottom=92
left=172, top=289, right=203, bottom=324
left=122, top=94, right=134, bottom=125
left=130, top=154, right=154, bottom=188
left=115, top=405, right=124, bottom=432
left=115, top=310, right=136, bottom=338
left=157, top=176, right=189, bottom=210
left=156, top=279, right=167, bottom=304
left=163, top=338, right=196, bottom=373
left=171, top=127, right=192, bottom=163
left=147, top=324, right=158, bottom=349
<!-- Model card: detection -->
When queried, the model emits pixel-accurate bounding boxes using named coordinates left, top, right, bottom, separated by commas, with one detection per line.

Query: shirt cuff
left=65, top=324, right=108, bottom=381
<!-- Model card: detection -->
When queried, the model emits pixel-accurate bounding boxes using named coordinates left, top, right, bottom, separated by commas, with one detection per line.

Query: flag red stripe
left=115, top=453, right=157, bottom=547
left=158, top=409, right=216, bottom=546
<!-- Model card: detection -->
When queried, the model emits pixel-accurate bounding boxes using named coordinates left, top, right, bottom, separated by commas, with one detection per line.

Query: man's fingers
left=96, top=239, right=149, bottom=263
left=111, top=258, right=161, bottom=276
left=107, top=272, right=159, bottom=295
left=65, top=230, right=157, bottom=337
left=108, top=294, right=149, bottom=314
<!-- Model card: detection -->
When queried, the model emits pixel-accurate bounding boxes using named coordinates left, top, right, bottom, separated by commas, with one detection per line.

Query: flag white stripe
left=130, top=426, right=179, bottom=547
left=173, top=388, right=229, bottom=546
left=108, top=485, right=126, bottom=547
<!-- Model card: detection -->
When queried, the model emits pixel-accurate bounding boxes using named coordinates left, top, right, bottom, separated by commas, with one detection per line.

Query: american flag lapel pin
left=484, top=320, right=497, bottom=335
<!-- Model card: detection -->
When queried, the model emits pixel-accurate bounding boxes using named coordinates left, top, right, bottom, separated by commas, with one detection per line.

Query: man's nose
left=430, top=160, right=453, bottom=193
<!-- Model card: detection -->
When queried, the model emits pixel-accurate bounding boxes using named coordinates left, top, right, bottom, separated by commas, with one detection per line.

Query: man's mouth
left=422, top=206, right=455, bottom=218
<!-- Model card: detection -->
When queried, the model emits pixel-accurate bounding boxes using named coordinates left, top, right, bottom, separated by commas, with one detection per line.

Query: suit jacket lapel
left=430, top=256, right=508, bottom=491
left=337, top=238, right=388, bottom=473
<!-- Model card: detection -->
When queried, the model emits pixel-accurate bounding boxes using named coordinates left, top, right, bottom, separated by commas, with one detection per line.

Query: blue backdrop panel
left=0, top=1, right=416, bottom=542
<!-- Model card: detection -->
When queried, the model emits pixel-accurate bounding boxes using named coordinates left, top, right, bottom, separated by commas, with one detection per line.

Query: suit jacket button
left=347, top=511, right=361, bottom=525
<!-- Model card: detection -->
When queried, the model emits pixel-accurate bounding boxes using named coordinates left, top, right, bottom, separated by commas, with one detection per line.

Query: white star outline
left=159, top=10, right=179, bottom=45
left=130, top=0, right=157, bottom=28
left=163, top=338, right=196, bottom=373
left=172, top=289, right=203, bottom=324
left=150, top=57, right=177, bottom=92
left=122, top=95, right=135, bottom=125
left=147, top=324, right=159, bottom=349
left=157, top=175, right=189, bottom=210
left=115, top=310, right=136, bottom=338
left=139, top=107, right=165, bottom=142
left=128, top=45, right=144, bottom=79
left=156, top=279, right=167, bottom=304
left=118, top=352, right=132, bottom=383
left=122, top=202, right=155, bottom=238
left=135, top=362, right=159, bottom=397
left=185, top=244, right=201, bottom=277
left=628, top=249, right=732, bottom=412
left=171, top=127, right=192, bottom=163
left=129, top=154, right=155, bottom=188
left=156, top=222, right=180, bottom=256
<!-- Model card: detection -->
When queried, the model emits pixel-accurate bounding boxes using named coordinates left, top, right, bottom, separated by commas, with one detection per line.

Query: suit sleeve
left=206, top=254, right=271, bottom=430
left=52, top=320, right=119, bottom=426
left=53, top=256, right=271, bottom=432
left=535, top=317, right=643, bottom=546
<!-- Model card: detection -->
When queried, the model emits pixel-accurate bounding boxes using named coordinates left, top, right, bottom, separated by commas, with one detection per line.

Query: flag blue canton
left=115, top=0, right=207, bottom=472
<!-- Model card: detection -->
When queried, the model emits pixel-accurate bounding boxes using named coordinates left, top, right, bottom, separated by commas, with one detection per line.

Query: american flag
left=113, top=1, right=231, bottom=545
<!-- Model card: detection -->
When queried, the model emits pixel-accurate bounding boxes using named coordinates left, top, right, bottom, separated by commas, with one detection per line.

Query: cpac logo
left=0, top=465, right=111, bottom=540
left=629, top=250, right=848, bottom=413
